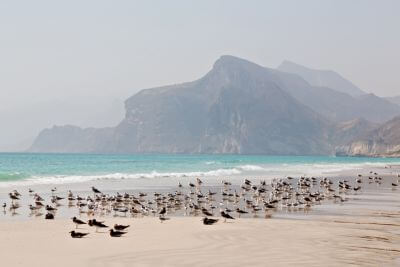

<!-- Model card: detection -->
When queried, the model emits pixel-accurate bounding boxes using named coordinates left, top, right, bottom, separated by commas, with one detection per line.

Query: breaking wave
left=0, top=161, right=398, bottom=188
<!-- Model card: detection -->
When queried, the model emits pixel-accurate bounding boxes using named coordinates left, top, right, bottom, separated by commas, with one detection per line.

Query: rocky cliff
left=108, top=56, right=332, bottom=155
left=29, top=56, right=400, bottom=156
left=337, top=116, right=400, bottom=157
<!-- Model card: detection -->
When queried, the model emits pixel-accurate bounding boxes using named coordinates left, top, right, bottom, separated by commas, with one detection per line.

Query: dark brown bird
left=114, top=224, right=130, bottom=231
left=221, top=211, right=235, bottom=222
left=236, top=208, right=248, bottom=214
left=159, top=216, right=170, bottom=223
left=69, top=231, right=89, bottom=238
left=203, top=217, right=219, bottom=225
left=46, top=205, right=57, bottom=212
left=159, top=207, right=166, bottom=216
left=89, top=219, right=108, bottom=232
left=109, top=229, right=127, bottom=237
left=91, top=186, right=102, bottom=194
left=201, top=208, right=213, bottom=216
left=45, top=213, right=54, bottom=220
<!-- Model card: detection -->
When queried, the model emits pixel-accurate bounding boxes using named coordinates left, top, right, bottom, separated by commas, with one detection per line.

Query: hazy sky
left=1, top=0, right=399, bottom=151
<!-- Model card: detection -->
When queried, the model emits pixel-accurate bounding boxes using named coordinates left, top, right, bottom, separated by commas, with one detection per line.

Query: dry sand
left=1, top=213, right=400, bottom=267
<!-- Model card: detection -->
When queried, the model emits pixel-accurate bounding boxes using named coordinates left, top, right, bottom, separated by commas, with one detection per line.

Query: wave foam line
left=0, top=168, right=243, bottom=188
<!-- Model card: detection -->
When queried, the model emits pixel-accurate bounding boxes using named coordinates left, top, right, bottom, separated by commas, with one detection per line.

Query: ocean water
left=0, top=153, right=399, bottom=188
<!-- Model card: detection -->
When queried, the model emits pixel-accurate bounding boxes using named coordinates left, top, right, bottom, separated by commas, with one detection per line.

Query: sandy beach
left=1, top=164, right=400, bottom=266
left=1, top=213, right=400, bottom=267
left=2, top=1, right=400, bottom=266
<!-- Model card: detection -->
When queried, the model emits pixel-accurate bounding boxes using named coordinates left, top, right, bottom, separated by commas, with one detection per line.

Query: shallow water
left=1, top=153, right=400, bottom=188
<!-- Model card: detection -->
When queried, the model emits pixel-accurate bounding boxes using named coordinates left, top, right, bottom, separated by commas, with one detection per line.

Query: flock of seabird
left=3, top=171, right=400, bottom=238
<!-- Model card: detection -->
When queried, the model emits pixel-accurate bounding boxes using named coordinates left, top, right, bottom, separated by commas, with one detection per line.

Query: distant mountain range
left=29, top=56, right=400, bottom=156
left=278, top=60, right=365, bottom=96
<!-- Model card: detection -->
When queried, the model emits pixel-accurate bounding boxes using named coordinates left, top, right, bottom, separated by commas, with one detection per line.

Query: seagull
left=203, top=217, right=219, bottom=225
left=91, top=186, right=102, bottom=194
left=45, top=213, right=54, bottom=220
left=9, top=193, right=19, bottom=202
left=29, top=204, right=40, bottom=212
left=221, top=211, right=235, bottom=222
left=51, top=187, right=57, bottom=195
left=72, top=217, right=87, bottom=229
left=159, top=207, right=166, bottom=216
left=159, top=216, right=170, bottom=223
left=109, top=229, right=127, bottom=237
left=114, top=224, right=130, bottom=231
left=45, top=205, right=57, bottom=212
left=201, top=208, right=213, bottom=216
left=353, top=186, right=361, bottom=192
left=88, top=219, right=108, bottom=232
left=236, top=208, right=248, bottom=217
left=34, top=194, right=44, bottom=202
left=69, top=231, right=89, bottom=238
left=35, top=201, right=44, bottom=207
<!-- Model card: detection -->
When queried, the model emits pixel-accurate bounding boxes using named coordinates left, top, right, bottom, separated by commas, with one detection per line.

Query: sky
left=0, top=0, right=399, bottom=151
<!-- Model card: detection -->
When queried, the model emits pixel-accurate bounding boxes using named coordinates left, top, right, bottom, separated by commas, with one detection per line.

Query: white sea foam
left=0, top=168, right=243, bottom=188
left=0, top=161, right=398, bottom=188
left=237, top=165, right=266, bottom=171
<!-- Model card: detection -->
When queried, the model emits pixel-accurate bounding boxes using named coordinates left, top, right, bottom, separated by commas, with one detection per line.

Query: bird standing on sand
left=29, top=204, right=40, bottom=212
left=201, top=208, right=213, bottom=216
left=12, top=190, right=21, bottom=198
left=221, top=211, right=235, bottom=222
left=45, top=213, right=54, bottom=220
left=9, top=193, right=19, bottom=203
left=69, top=231, right=89, bottom=238
left=236, top=208, right=248, bottom=217
left=159, top=216, right=170, bottom=223
left=2, top=203, right=6, bottom=212
left=109, top=229, right=127, bottom=237
left=159, top=207, right=166, bottom=217
left=203, top=217, right=219, bottom=225
left=89, top=219, right=108, bottom=232
left=51, top=187, right=57, bottom=196
left=72, top=217, right=87, bottom=229
left=92, top=186, right=102, bottom=195
left=46, top=205, right=57, bottom=212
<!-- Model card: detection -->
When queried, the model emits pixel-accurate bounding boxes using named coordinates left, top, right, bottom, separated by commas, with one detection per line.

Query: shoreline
left=0, top=163, right=399, bottom=266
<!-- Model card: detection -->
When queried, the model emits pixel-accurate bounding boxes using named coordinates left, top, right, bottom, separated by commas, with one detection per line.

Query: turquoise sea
left=0, top=153, right=400, bottom=188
